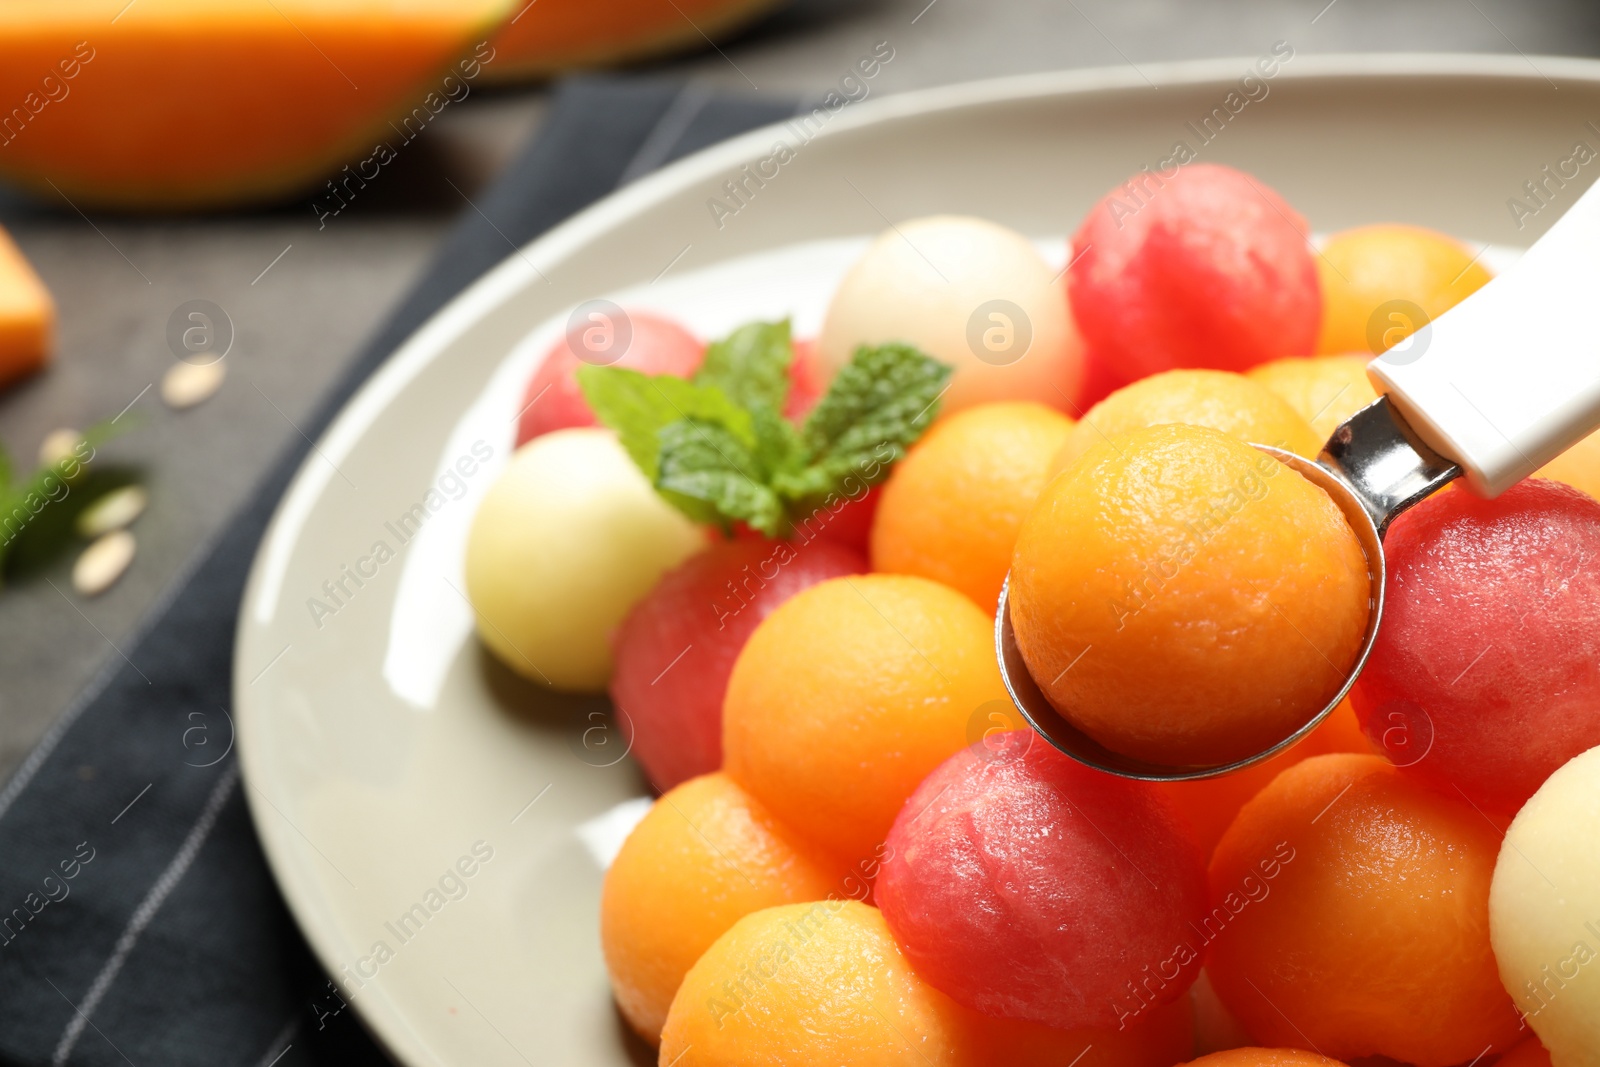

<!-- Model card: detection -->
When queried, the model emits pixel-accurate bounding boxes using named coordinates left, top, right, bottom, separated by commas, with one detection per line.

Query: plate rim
left=233, top=52, right=1600, bottom=1066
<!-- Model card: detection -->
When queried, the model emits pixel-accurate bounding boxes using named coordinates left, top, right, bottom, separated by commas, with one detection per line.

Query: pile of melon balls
left=464, top=163, right=1600, bottom=1067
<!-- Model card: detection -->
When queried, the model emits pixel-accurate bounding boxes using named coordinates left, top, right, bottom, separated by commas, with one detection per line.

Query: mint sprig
left=655, top=419, right=784, bottom=532
left=695, top=320, right=793, bottom=413
left=577, top=320, right=950, bottom=537
left=777, top=343, right=951, bottom=502
left=0, top=418, right=130, bottom=584
left=574, top=369, right=752, bottom=480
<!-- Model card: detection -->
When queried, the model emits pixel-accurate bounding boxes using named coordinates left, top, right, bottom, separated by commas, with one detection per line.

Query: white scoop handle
left=1368, top=177, right=1600, bottom=497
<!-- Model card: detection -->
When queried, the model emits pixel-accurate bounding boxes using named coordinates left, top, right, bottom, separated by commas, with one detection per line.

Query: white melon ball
left=1489, top=744, right=1600, bottom=1067
left=818, top=215, right=1085, bottom=414
left=465, top=427, right=703, bottom=692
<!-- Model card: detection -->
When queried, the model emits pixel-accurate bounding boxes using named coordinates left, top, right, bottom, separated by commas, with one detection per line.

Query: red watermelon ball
left=610, top=537, right=867, bottom=792
left=515, top=311, right=704, bottom=446
left=1350, top=479, right=1600, bottom=815
left=806, top=484, right=880, bottom=554
left=876, top=731, right=1209, bottom=1031
left=1067, top=163, right=1321, bottom=386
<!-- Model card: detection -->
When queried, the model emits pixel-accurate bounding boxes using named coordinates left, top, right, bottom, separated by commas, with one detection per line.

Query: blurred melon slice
left=0, top=226, right=54, bottom=388
left=482, top=0, right=780, bottom=82
left=0, top=0, right=510, bottom=210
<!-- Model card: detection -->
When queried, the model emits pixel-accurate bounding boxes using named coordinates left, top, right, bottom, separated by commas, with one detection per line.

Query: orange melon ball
left=599, top=773, right=848, bottom=1043
left=1051, top=369, right=1321, bottom=474
left=1180, top=1050, right=1350, bottom=1067
left=871, top=401, right=1074, bottom=612
left=1012, top=424, right=1371, bottom=768
left=1310, top=695, right=1371, bottom=754
left=1155, top=699, right=1370, bottom=857
left=723, top=574, right=1006, bottom=863
left=1207, top=754, right=1524, bottom=1066
left=1316, top=223, right=1492, bottom=355
left=659, top=901, right=1194, bottom=1067
left=1537, top=427, right=1600, bottom=501
left=1246, top=354, right=1379, bottom=443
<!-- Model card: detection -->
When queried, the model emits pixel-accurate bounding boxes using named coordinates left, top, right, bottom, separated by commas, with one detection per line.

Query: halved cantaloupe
left=0, top=0, right=510, bottom=210
left=0, top=226, right=54, bottom=387
left=482, top=0, right=781, bottom=82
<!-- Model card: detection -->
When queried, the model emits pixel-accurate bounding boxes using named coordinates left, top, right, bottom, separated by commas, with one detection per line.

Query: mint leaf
left=698, top=321, right=802, bottom=485
left=749, top=403, right=804, bottom=481
left=6, top=419, right=124, bottom=519
left=695, top=320, right=793, bottom=414
left=655, top=419, right=785, bottom=536
left=578, top=365, right=753, bottom=478
left=778, top=343, right=951, bottom=500
left=0, top=417, right=134, bottom=586
left=580, top=324, right=950, bottom=538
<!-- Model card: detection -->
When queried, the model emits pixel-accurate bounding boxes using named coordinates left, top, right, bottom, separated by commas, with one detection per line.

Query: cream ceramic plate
left=236, top=55, right=1587, bottom=1066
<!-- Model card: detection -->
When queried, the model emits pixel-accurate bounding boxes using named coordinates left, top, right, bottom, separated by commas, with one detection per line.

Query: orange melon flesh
left=0, top=0, right=510, bottom=210
left=0, top=226, right=54, bottom=387
left=482, top=0, right=780, bottom=82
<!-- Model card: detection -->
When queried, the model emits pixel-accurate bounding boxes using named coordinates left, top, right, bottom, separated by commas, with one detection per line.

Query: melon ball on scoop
left=1010, top=423, right=1371, bottom=768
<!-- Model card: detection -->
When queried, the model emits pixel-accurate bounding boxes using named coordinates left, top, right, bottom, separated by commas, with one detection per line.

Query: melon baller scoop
left=997, top=177, right=1600, bottom=782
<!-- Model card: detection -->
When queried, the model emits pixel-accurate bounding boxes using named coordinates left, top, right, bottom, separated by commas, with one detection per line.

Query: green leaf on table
left=0, top=417, right=137, bottom=585
left=5, top=419, right=124, bottom=512
left=694, top=320, right=793, bottom=414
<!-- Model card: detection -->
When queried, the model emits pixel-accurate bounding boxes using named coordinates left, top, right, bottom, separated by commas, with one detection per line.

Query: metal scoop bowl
left=996, top=397, right=1455, bottom=781
left=998, top=176, right=1600, bottom=781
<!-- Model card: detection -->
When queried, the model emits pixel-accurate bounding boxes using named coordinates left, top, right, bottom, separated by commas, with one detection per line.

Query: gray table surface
left=2, top=0, right=1598, bottom=781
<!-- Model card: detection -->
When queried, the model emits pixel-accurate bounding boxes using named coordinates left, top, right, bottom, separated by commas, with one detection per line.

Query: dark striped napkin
left=0, top=78, right=800, bottom=1067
